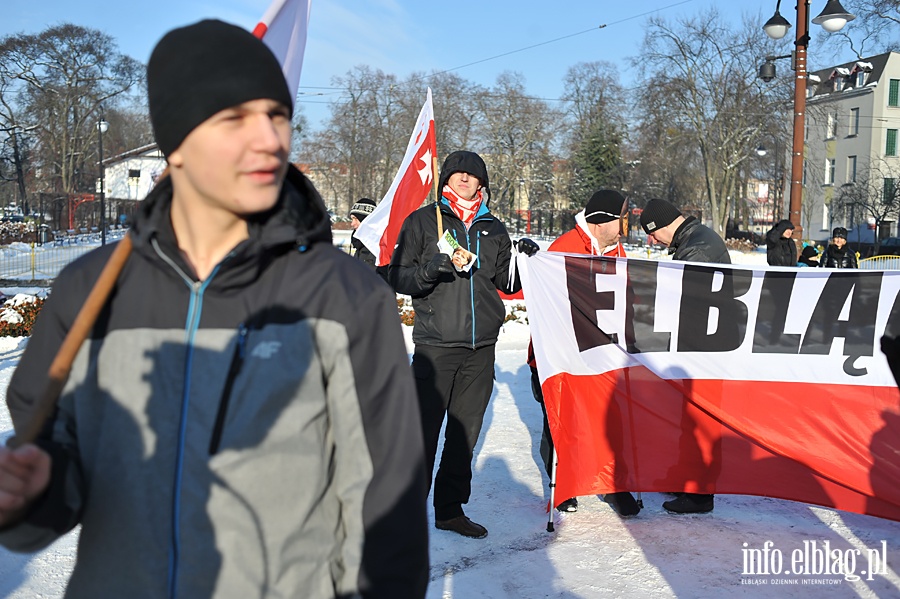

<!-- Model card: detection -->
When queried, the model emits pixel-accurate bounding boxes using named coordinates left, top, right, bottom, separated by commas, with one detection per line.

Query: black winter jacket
left=818, top=243, right=859, bottom=268
left=389, top=199, right=519, bottom=349
left=766, top=219, right=797, bottom=266
left=0, top=165, right=429, bottom=599
left=670, top=217, right=731, bottom=264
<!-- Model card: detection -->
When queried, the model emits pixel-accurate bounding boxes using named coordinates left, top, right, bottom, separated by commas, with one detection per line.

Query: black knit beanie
left=640, top=199, right=683, bottom=234
left=147, top=19, right=293, bottom=157
left=584, top=190, right=626, bottom=224
left=350, top=198, right=376, bottom=221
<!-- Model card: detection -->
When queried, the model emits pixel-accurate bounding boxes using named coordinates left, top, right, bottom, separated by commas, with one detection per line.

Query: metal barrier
left=859, top=255, right=900, bottom=270
left=0, top=231, right=126, bottom=283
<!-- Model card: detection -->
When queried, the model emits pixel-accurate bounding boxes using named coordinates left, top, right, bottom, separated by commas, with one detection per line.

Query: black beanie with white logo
left=147, top=19, right=293, bottom=157
left=640, top=198, right=683, bottom=234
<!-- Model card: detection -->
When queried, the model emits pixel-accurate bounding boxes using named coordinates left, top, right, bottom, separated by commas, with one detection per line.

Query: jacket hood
left=437, top=151, right=491, bottom=203
left=773, top=219, right=795, bottom=236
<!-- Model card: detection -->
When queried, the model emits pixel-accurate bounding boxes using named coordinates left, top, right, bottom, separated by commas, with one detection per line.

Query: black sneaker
left=603, top=492, right=641, bottom=517
left=556, top=497, right=578, bottom=512
left=662, top=493, right=714, bottom=514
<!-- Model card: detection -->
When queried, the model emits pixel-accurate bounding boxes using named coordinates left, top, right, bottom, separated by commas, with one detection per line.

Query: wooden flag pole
left=10, top=233, right=134, bottom=448
left=433, top=155, right=442, bottom=240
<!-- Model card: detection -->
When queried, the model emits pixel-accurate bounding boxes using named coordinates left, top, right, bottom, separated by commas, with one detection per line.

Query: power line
left=295, top=0, right=697, bottom=102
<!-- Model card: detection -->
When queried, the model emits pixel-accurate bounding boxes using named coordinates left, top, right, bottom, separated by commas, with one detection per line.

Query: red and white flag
left=357, top=88, right=436, bottom=266
left=253, top=0, right=311, bottom=101
left=521, top=252, right=900, bottom=522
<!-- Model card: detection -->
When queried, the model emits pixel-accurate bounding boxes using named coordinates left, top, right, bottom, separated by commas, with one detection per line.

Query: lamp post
left=761, top=0, right=855, bottom=243
left=97, top=118, right=109, bottom=245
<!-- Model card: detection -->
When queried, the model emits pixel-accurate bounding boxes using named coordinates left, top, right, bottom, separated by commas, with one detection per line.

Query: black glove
left=423, top=252, right=454, bottom=281
left=517, top=238, right=539, bottom=257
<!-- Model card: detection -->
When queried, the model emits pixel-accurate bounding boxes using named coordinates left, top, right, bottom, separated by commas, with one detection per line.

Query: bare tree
left=476, top=72, right=562, bottom=226
left=838, top=157, right=900, bottom=252
left=0, top=25, right=142, bottom=198
left=637, top=9, right=786, bottom=236
left=816, top=0, right=900, bottom=60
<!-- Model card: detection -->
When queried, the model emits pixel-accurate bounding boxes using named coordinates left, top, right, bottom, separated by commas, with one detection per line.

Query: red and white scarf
left=443, top=185, right=483, bottom=226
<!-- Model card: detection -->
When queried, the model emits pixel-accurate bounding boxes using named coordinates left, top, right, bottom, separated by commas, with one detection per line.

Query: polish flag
left=252, top=0, right=311, bottom=100
left=357, top=88, right=437, bottom=266
left=522, top=252, right=900, bottom=522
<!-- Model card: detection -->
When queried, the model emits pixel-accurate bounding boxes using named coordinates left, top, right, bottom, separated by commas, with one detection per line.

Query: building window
left=848, top=155, right=857, bottom=182
left=890, top=79, right=900, bottom=107
left=856, top=71, right=868, bottom=87
left=825, top=158, right=835, bottom=185
left=826, top=112, right=837, bottom=138
left=885, top=178, right=896, bottom=202
left=888, top=129, right=898, bottom=156
left=849, top=108, right=859, bottom=136
left=834, top=77, right=844, bottom=92
left=822, top=203, right=829, bottom=231
left=128, top=168, right=141, bottom=179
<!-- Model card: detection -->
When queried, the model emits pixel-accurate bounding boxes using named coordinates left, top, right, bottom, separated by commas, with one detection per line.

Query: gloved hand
left=517, top=238, right=539, bottom=257
left=423, top=252, right=454, bottom=281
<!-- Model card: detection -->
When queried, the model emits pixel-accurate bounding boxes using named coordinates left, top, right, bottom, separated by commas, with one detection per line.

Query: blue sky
left=3, top=1, right=857, bottom=128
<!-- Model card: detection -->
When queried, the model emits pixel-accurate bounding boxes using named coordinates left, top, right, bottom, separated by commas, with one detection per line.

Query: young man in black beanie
left=639, top=198, right=730, bottom=514
left=388, top=150, right=536, bottom=539
left=0, top=19, right=428, bottom=599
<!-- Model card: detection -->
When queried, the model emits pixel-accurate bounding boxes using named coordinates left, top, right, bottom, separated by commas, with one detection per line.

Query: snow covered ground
left=1, top=252, right=900, bottom=598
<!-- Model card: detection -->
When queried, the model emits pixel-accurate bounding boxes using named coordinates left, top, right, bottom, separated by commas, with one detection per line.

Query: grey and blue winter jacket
left=0, top=165, right=429, bottom=599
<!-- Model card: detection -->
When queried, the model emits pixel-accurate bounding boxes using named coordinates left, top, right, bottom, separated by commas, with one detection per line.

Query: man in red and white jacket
left=526, top=189, right=641, bottom=517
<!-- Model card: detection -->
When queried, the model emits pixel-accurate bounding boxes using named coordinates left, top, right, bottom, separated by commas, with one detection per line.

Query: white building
left=101, top=143, right=166, bottom=202
left=804, top=51, right=900, bottom=243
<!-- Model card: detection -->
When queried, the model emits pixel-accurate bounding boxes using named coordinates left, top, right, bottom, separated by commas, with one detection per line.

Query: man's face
left=587, top=219, right=620, bottom=249
left=834, top=236, right=846, bottom=248
left=168, top=98, right=292, bottom=216
left=350, top=215, right=361, bottom=230
left=447, top=171, right=481, bottom=201
left=648, top=225, right=675, bottom=247
left=782, top=228, right=794, bottom=239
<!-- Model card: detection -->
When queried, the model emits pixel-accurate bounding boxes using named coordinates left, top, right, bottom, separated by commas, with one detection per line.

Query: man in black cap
left=526, top=189, right=641, bottom=517
left=389, top=150, right=536, bottom=539
left=818, top=226, right=858, bottom=268
left=639, top=198, right=730, bottom=514
left=0, top=19, right=429, bottom=598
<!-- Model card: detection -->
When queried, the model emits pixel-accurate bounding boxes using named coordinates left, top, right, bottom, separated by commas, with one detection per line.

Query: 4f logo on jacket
left=251, top=341, right=282, bottom=359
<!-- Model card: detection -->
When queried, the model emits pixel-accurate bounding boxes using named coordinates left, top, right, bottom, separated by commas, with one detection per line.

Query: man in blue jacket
left=0, top=19, right=428, bottom=598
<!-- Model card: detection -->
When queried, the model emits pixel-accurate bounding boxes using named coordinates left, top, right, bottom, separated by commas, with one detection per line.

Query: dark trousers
left=412, top=344, right=495, bottom=521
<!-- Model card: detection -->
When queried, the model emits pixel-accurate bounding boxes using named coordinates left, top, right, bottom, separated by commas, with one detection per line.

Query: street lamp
left=97, top=118, right=109, bottom=245
left=760, top=0, right=855, bottom=242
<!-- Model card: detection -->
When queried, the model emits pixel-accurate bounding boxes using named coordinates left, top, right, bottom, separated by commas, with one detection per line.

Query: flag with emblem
left=357, top=88, right=437, bottom=266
